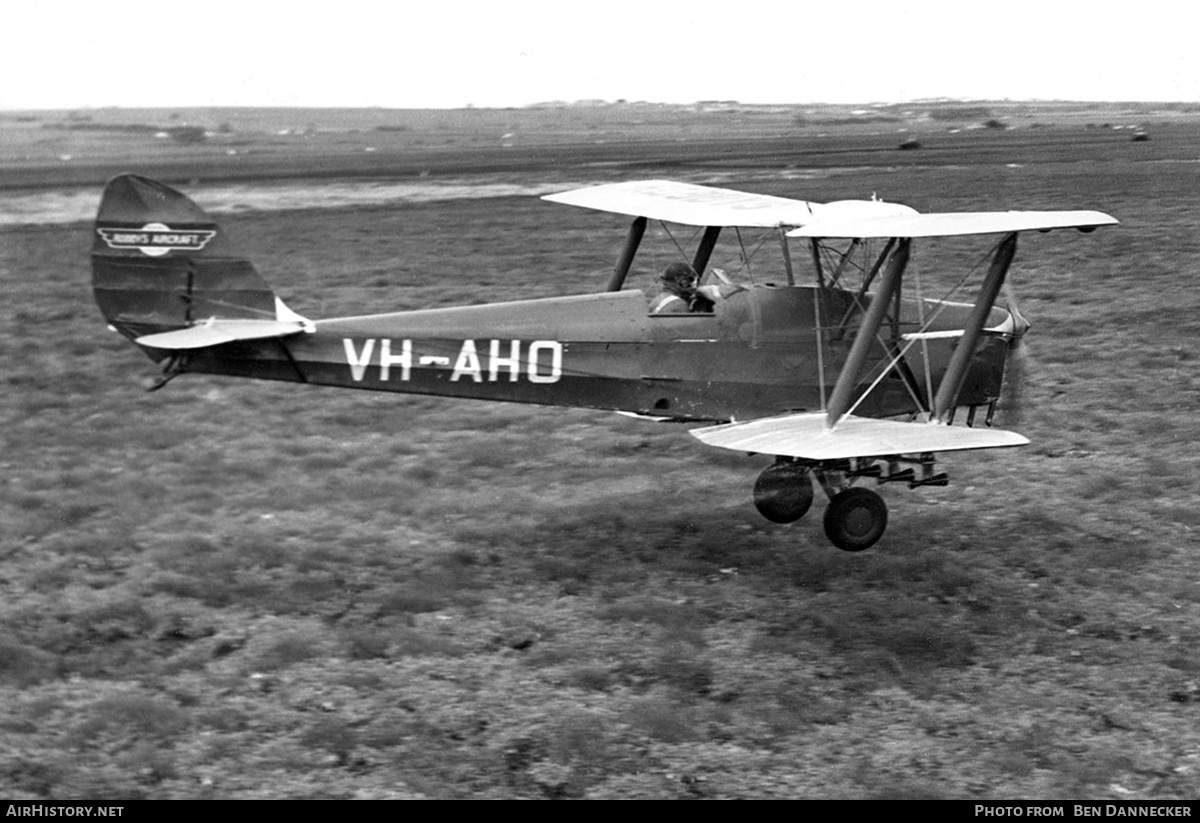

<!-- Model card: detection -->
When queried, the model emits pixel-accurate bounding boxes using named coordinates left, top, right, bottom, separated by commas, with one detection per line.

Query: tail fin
left=92, top=175, right=296, bottom=358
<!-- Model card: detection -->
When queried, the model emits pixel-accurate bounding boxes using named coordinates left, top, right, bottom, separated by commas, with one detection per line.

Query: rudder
left=92, top=175, right=281, bottom=357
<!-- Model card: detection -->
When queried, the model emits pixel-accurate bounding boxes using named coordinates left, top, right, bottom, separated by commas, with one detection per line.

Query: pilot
left=650, top=262, right=717, bottom=314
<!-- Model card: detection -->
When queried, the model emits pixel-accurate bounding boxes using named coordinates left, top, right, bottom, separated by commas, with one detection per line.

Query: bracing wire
left=841, top=236, right=1007, bottom=421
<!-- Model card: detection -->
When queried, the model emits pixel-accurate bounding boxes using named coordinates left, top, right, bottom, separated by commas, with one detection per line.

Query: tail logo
left=97, top=223, right=217, bottom=257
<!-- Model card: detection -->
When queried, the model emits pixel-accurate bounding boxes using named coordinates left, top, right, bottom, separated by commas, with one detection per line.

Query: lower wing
left=691, top=413, right=1028, bottom=460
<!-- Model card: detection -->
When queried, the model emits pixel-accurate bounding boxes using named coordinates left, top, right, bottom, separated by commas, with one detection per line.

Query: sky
left=5, top=1, right=1198, bottom=110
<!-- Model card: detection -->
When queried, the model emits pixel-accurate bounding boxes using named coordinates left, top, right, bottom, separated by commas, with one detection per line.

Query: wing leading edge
left=542, top=180, right=916, bottom=228
left=691, top=413, right=1029, bottom=460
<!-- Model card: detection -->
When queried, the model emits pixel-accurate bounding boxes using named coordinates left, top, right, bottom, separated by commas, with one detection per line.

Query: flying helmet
left=660, top=262, right=698, bottom=289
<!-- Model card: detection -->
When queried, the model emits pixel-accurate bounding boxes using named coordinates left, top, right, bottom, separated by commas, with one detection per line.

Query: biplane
left=91, top=175, right=1116, bottom=551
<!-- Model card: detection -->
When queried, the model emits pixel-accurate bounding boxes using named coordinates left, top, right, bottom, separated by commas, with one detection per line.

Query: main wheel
left=823, top=487, right=888, bottom=552
left=753, top=463, right=814, bottom=523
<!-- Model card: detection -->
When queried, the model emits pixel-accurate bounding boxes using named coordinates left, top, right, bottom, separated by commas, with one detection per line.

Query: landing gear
left=746, top=455, right=932, bottom=550
left=747, top=455, right=941, bottom=550
left=753, top=462, right=813, bottom=523
left=823, top=487, right=888, bottom=552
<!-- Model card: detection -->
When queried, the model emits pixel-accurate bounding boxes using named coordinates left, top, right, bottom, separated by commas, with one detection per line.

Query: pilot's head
left=660, top=262, right=698, bottom=295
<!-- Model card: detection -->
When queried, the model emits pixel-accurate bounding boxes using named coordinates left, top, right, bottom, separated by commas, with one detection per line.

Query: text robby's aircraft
left=92, top=175, right=1116, bottom=551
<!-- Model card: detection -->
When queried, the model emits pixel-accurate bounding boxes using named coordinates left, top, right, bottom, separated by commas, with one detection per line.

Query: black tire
left=823, top=487, right=888, bottom=552
left=753, top=463, right=814, bottom=523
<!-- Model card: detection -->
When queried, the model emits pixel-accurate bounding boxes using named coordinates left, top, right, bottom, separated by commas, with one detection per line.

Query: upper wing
left=691, top=412, right=1028, bottom=460
left=544, top=178, right=916, bottom=226
left=543, top=180, right=819, bottom=227
left=544, top=180, right=1116, bottom=237
left=789, top=210, right=1118, bottom=239
left=543, top=180, right=917, bottom=228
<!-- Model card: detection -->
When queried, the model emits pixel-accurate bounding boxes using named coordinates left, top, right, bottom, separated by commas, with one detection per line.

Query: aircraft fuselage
left=175, top=284, right=1011, bottom=423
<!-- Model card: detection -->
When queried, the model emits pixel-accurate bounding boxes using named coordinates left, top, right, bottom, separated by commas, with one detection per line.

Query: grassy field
left=2, top=104, right=1200, bottom=799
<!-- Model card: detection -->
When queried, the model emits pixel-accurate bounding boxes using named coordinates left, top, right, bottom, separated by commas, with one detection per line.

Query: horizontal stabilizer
left=789, top=210, right=1118, bottom=239
left=135, top=319, right=308, bottom=350
left=691, top=413, right=1029, bottom=460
